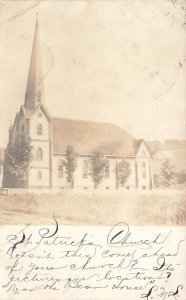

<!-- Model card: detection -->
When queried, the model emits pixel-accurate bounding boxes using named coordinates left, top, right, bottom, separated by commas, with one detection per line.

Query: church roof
left=22, top=104, right=52, bottom=121
left=52, top=117, right=137, bottom=156
left=133, top=140, right=142, bottom=154
left=134, top=139, right=152, bottom=157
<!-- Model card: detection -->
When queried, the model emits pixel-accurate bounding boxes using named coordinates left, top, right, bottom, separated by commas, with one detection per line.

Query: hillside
left=147, top=140, right=186, bottom=175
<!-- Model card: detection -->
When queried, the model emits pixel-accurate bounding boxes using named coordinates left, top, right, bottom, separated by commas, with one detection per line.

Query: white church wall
left=52, top=155, right=137, bottom=190
left=28, top=167, right=49, bottom=187
left=28, top=109, right=51, bottom=187
left=29, top=110, right=50, bottom=141
left=31, top=140, right=50, bottom=167
left=28, top=139, right=50, bottom=187
left=135, top=141, right=152, bottom=189
left=136, top=141, right=151, bottom=158
left=136, top=157, right=151, bottom=189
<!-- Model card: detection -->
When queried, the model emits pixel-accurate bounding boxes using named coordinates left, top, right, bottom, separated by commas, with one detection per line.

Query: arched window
left=36, top=148, right=43, bottom=160
left=105, top=160, right=109, bottom=178
left=37, top=170, right=42, bottom=180
left=21, top=124, right=24, bottom=133
left=142, top=161, right=146, bottom=178
left=58, top=160, right=63, bottom=178
left=83, top=160, right=88, bottom=178
left=37, top=124, right=43, bottom=135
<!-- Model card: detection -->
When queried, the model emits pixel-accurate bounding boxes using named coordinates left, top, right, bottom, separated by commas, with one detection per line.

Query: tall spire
left=24, top=15, right=45, bottom=110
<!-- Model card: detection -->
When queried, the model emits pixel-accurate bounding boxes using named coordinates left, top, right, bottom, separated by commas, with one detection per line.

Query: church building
left=3, top=20, right=153, bottom=190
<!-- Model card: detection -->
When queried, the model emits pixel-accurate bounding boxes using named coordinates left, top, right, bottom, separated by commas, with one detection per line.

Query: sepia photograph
left=0, top=0, right=185, bottom=227
left=0, top=1, right=186, bottom=300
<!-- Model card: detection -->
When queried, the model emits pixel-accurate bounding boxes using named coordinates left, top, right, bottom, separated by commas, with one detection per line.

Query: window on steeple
left=36, top=148, right=43, bottom=160
left=37, top=124, right=43, bottom=135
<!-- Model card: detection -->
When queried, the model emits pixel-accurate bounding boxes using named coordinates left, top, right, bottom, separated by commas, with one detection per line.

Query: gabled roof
left=134, top=139, right=152, bottom=157
left=134, top=140, right=142, bottom=155
left=22, top=104, right=52, bottom=121
left=28, top=103, right=52, bottom=121
left=52, top=117, right=137, bottom=156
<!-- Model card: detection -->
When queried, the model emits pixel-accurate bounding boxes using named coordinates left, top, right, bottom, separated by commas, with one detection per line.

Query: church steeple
left=24, top=16, right=45, bottom=110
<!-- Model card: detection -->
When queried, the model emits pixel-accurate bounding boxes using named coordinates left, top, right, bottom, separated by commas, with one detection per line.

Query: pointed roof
left=134, top=139, right=152, bottom=157
left=27, top=103, right=52, bottom=121
left=24, top=16, right=45, bottom=110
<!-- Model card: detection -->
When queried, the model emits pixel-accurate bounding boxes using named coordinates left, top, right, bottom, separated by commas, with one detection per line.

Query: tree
left=115, top=159, right=131, bottom=188
left=4, top=135, right=32, bottom=187
left=153, top=174, right=161, bottom=187
left=63, top=144, right=78, bottom=188
left=176, top=169, right=186, bottom=184
left=160, top=159, right=177, bottom=187
left=89, top=152, right=107, bottom=189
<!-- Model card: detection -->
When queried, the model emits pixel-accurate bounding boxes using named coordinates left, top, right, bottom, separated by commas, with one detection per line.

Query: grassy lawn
left=0, top=190, right=185, bottom=226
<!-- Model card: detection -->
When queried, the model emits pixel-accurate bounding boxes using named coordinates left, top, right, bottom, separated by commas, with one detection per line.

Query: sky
left=0, top=0, right=185, bottom=148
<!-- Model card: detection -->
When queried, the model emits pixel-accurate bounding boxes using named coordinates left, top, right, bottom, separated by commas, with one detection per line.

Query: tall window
left=37, top=124, right=43, bottom=135
left=37, top=170, right=42, bottom=180
left=36, top=148, right=43, bottom=160
left=105, top=160, right=109, bottom=178
left=142, top=161, right=146, bottom=178
left=21, top=124, right=24, bottom=133
left=83, top=160, right=88, bottom=178
left=58, top=160, right=63, bottom=178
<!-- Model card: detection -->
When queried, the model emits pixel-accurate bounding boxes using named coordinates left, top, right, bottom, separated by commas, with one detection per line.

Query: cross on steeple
left=24, top=15, right=45, bottom=110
